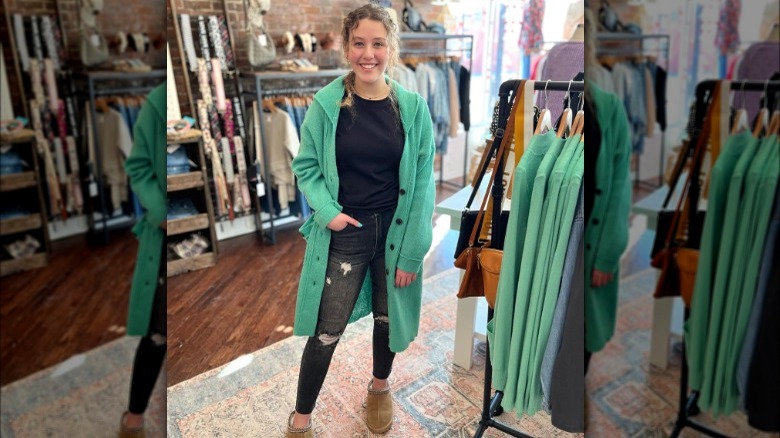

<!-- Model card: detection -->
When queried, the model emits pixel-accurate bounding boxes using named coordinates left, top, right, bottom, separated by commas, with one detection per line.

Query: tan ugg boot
left=365, top=379, right=393, bottom=434
left=118, top=412, right=145, bottom=438
left=286, top=412, right=313, bottom=438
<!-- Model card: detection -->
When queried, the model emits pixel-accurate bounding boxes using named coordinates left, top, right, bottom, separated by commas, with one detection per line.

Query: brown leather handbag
left=652, top=84, right=720, bottom=304
left=455, top=82, right=521, bottom=305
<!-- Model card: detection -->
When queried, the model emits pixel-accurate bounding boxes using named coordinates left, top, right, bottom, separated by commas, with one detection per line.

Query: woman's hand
left=395, top=268, right=418, bottom=288
left=591, top=269, right=614, bottom=288
left=326, top=213, right=362, bottom=232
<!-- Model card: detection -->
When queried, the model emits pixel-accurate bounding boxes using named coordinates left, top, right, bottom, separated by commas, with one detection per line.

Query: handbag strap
left=468, top=82, right=523, bottom=247
left=662, top=83, right=721, bottom=248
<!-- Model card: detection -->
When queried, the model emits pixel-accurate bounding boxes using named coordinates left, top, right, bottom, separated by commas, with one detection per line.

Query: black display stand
left=472, top=78, right=584, bottom=438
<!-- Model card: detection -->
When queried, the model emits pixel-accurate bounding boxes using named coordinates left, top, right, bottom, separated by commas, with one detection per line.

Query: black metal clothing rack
left=596, top=32, right=670, bottom=189
left=399, top=33, right=473, bottom=189
left=473, top=79, right=585, bottom=438
left=668, top=79, right=779, bottom=438
left=245, top=69, right=349, bottom=244
left=81, top=69, right=165, bottom=244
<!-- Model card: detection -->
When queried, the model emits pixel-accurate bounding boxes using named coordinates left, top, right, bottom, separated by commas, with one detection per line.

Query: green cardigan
left=124, top=84, right=167, bottom=336
left=585, top=84, right=632, bottom=353
left=291, top=75, right=436, bottom=352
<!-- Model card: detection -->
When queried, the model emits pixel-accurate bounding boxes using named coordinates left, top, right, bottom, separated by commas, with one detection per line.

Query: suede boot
left=365, top=379, right=393, bottom=434
left=118, top=412, right=145, bottom=438
left=286, top=412, right=313, bottom=438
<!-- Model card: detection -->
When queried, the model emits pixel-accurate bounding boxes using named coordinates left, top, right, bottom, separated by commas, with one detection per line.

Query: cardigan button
left=385, top=269, right=389, bottom=274
left=395, top=218, right=403, bottom=225
left=390, top=244, right=395, bottom=250
left=586, top=244, right=592, bottom=250
left=592, top=219, right=600, bottom=225
left=596, top=188, right=603, bottom=195
left=399, top=189, right=406, bottom=195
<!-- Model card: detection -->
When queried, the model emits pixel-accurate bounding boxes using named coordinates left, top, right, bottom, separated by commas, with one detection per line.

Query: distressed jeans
left=295, top=208, right=396, bottom=415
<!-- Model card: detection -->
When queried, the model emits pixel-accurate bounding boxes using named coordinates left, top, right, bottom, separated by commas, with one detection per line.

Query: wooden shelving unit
left=166, top=136, right=218, bottom=277
left=0, top=132, right=51, bottom=277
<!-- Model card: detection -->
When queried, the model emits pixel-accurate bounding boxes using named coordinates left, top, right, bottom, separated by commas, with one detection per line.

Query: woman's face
left=346, top=19, right=390, bottom=87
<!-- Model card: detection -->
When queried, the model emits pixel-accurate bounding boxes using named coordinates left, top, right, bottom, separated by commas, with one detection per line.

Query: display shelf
left=0, top=253, right=48, bottom=277
left=167, top=213, right=210, bottom=236
left=0, top=213, right=43, bottom=236
left=167, top=172, right=205, bottom=192
left=166, top=252, right=216, bottom=277
left=0, top=172, right=37, bottom=192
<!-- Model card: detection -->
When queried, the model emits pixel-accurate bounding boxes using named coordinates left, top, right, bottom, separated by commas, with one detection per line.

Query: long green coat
left=291, top=75, right=436, bottom=353
left=124, top=84, right=166, bottom=336
left=585, top=84, right=632, bottom=353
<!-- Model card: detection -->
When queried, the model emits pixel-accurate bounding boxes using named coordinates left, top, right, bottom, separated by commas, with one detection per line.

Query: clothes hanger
left=767, top=108, right=780, bottom=135
left=556, top=81, right=573, bottom=138
left=731, top=81, right=749, bottom=134
left=752, top=80, right=770, bottom=137
left=571, top=92, right=585, bottom=136
left=534, top=80, right=552, bottom=135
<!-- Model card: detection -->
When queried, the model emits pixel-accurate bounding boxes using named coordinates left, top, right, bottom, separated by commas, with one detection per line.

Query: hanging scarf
left=13, top=14, right=30, bottom=71
left=41, top=16, right=60, bottom=70
left=197, top=16, right=212, bottom=71
left=180, top=14, right=199, bottom=72
left=208, top=16, right=227, bottom=71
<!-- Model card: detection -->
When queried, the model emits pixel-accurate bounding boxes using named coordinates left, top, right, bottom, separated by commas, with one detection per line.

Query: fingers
left=394, top=269, right=418, bottom=288
left=591, top=270, right=614, bottom=288
left=345, top=215, right=362, bottom=228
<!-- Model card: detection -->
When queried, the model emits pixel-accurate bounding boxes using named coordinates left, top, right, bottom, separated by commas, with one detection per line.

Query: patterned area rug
left=586, top=268, right=777, bottom=438
left=0, top=337, right=166, bottom=437
left=167, top=268, right=582, bottom=437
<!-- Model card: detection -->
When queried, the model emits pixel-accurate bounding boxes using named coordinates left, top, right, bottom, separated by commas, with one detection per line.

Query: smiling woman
left=284, top=3, right=436, bottom=437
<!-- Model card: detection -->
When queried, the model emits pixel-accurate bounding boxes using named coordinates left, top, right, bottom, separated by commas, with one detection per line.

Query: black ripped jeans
left=128, top=244, right=167, bottom=415
left=295, top=208, right=397, bottom=415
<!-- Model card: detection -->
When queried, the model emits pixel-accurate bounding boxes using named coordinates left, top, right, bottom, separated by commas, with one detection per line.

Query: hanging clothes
left=486, top=83, right=585, bottom=423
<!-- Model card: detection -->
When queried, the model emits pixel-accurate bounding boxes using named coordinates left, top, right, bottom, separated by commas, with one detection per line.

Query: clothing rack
left=81, top=70, right=165, bottom=244
left=667, top=79, right=780, bottom=438
left=473, top=78, right=585, bottom=438
left=596, top=32, right=670, bottom=189
left=247, top=69, right=349, bottom=244
left=399, top=33, right=473, bottom=189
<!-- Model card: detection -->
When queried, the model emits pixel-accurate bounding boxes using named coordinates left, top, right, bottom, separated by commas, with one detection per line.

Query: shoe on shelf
left=365, top=379, right=393, bottom=434
left=118, top=412, right=145, bottom=438
left=286, top=411, right=313, bottom=438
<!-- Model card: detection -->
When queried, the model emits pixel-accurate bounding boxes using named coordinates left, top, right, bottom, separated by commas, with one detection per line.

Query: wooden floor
left=0, top=231, right=137, bottom=386
left=0, top=177, right=659, bottom=388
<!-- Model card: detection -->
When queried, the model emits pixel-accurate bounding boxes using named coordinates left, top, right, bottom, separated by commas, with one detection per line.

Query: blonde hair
left=341, top=3, right=401, bottom=113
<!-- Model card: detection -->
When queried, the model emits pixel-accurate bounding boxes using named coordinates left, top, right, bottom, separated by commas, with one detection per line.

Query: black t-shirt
left=335, top=94, right=405, bottom=212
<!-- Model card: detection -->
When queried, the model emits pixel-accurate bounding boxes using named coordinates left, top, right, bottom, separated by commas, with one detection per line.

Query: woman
left=286, top=4, right=435, bottom=437
left=583, top=7, right=632, bottom=370
left=119, top=83, right=167, bottom=438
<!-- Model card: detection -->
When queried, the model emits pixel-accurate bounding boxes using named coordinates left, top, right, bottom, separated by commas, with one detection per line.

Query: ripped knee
left=316, top=332, right=341, bottom=346
left=150, top=333, right=167, bottom=346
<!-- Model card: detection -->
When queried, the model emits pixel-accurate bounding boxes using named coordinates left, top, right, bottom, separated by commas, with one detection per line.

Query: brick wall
left=168, top=0, right=452, bottom=116
left=1, top=0, right=166, bottom=117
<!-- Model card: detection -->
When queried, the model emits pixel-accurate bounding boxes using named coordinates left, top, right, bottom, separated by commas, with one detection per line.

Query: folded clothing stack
left=167, top=198, right=199, bottom=220
left=169, top=233, right=209, bottom=259
left=4, top=234, right=40, bottom=259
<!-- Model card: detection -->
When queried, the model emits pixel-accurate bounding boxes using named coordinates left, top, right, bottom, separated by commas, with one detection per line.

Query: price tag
left=256, top=182, right=265, bottom=197
left=89, top=181, right=98, bottom=197
left=258, top=34, right=268, bottom=47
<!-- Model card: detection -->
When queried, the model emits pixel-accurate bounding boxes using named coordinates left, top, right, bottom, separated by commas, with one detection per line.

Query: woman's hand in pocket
left=326, top=213, right=362, bottom=232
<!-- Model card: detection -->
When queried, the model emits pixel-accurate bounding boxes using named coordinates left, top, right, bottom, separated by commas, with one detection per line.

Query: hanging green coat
left=291, top=75, right=436, bottom=353
left=124, top=84, right=167, bottom=336
left=585, top=84, right=632, bottom=353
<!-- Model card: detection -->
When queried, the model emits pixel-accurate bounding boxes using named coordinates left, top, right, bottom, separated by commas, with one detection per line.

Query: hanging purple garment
left=519, top=0, right=545, bottom=55
left=715, top=0, right=740, bottom=55
left=537, top=42, right=584, bottom=123
left=736, top=42, right=780, bottom=121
